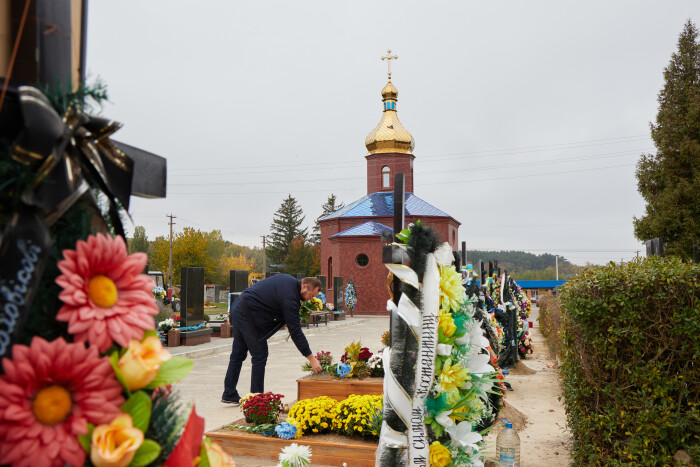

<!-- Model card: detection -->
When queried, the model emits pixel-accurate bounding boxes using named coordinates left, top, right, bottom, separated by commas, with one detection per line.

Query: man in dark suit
left=222, top=275, right=323, bottom=404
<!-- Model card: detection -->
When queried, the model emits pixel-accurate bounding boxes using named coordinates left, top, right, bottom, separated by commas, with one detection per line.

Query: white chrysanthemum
left=278, top=443, right=312, bottom=467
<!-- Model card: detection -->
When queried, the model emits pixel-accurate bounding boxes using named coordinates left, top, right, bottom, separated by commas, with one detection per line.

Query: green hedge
left=538, top=295, right=564, bottom=358
left=560, top=257, right=700, bottom=465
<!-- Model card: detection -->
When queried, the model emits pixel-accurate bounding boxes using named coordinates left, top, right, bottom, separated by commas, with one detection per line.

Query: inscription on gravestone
left=181, top=267, right=204, bottom=327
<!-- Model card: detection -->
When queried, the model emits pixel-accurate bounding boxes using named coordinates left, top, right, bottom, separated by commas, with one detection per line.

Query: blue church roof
left=320, top=192, right=453, bottom=221
left=330, top=221, right=393, bottom=238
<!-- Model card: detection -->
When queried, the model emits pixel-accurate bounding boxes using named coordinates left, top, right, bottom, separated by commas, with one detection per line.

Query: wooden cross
left=381, top=49, right=398, bottom=80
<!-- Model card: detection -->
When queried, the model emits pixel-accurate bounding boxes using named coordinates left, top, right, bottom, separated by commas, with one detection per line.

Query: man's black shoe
left=221, top=398, right=240, bottom=406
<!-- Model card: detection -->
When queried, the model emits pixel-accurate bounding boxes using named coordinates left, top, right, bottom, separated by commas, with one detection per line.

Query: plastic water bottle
left=496, top=417, right=520, bottom=467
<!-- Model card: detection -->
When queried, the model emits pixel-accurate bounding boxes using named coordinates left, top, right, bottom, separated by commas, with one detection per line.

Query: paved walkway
left=173, top=316, right=389, bottom=432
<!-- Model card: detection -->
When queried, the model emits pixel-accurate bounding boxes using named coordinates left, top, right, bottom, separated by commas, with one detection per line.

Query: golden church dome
left=365, top=80, right=415, bottom=155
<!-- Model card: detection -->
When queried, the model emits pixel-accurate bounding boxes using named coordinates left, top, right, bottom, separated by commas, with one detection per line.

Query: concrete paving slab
left=173, top=316, right=389, bottom=434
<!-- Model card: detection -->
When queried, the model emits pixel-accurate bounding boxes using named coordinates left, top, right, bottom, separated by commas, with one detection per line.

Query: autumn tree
left=215, top=254, right=256, bottom=286
left=267, top=194, right=308, bottom=264
left=310, top=194, right=344, bottom=243
left=634, top=20, right=700, bottom=259
left=285, top=236, right=320, bottom=276
left=149, top=227, right=220, bottom=284
left=129, top=226, right=149, bottom=254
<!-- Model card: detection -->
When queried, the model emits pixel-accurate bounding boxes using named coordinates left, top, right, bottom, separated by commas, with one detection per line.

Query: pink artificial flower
left=56, top=233, right=158, bottom=352
left=0, top=337, right=125, bottom=467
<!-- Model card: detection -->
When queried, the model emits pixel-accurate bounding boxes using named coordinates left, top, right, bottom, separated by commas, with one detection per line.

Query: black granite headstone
left=333, top=276, right=344, bottom=311
left=181, top=267, right=204, bottom=327
left=317, top=275, right=327, bottom=293
left=230, top=270, right=249, bottom=293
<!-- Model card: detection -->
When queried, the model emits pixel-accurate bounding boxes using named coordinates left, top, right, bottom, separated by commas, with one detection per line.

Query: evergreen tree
left=267, top=194, right=308, bottom=264
left=310, top=194, right=345, bottom=243
left=634, top=20, right=700, bottom=259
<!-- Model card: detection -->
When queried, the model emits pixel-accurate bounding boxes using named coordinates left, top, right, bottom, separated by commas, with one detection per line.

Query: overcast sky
left=86, top=1, right=699, bottom=266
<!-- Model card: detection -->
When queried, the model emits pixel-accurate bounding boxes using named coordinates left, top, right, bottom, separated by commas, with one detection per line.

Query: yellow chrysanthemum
left=429, top=441, right=452, bottom=467
left=438, top=308, right=456, bottom=338
left=438, top=359, right=469, bottom=392
left=439, top=265, right=464, bottom=311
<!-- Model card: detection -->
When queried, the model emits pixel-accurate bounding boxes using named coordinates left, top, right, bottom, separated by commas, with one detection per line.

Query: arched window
left=382, top=166, right=391, bottom=188
left=327, top=257, right=333, bottom=282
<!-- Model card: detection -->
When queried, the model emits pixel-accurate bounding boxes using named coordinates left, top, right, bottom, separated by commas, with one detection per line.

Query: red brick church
left=319, top=73, right=460, bottom=314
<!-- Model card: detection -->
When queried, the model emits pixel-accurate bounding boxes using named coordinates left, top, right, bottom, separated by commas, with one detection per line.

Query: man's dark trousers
left=222, top=309, right=268, bottom=400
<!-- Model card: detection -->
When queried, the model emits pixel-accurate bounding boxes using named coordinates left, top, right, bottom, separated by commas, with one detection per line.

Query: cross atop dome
left=381, top=49, right=398, bottom=80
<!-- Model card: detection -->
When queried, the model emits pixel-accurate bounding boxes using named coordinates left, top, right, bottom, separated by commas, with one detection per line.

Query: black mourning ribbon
left=0, top=86, right=134, bottom=361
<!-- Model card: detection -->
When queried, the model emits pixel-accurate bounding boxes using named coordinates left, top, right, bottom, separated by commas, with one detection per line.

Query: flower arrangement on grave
left=377, top=222, right=499, bottom=466
left=336, top=340, right=372, bottom=378
left=325, top=302, right=335, bottom=311
left=152, top=285, right=166, bottom=300
left=381, top=329, right=391, bottom=347
left=287, top=396, right=338, bottom=436
left=331, top=394, right=383, bottom=437
left=345, top=279, right=358, bottom=312
left=367, top=353, right=385, bottom=377
left=299, top=297, right=324, bottom=322
left=316, top=291, right=326, bottom=304
left=158, top=317, right=177, bottom=333
left=241, top=392, right=284, bottom=425
left=518, top=315, right=534, bottom=356
left=278, top=443, right=312, bottom=467
left=301, top=350, right=334, bottom=372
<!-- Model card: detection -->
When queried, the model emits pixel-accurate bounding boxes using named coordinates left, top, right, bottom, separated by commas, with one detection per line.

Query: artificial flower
left=446, top=421, right=482, bottom=451
left=462, top=353, right=494, bottom=376
left=202, top=440, right=235, bottom=467
left=438, top=308, right=457, bottom=338
left=435, top=410, right=455, bottom=428
left=337, top=362, right=351, bottom=378
left=438, top=265, right=464, bottom=311
left=278, top=443, right=312, bottom=467
left=91, top=414, right=144, bottom=467
left=0, top=337, right=124, bottom=467
left=437, top=343, right=453, bottom=356
left=429, top=440, right=452, bottom=467
left=275, top=422, right=297, bottom=440
left=438, top=359, right=469, bottom=392
left=55, top=233, right=158, bottom=352
left=118, top=336, right=171, bottom=390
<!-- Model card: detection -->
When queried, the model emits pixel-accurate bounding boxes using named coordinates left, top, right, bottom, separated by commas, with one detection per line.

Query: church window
left=382, top=166, right=391, bottom=188
left=356, top=254, right=369, bottom=267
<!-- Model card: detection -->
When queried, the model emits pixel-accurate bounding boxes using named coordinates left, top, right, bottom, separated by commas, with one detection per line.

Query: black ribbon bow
left=0, top=86, right=134, bottom=361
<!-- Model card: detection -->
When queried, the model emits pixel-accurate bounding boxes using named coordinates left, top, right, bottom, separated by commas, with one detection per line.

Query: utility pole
left=167, top=214, right=176, bottom=288
left=555, top=254, right=559, bottom=281
left=261, top=235, right=267, bottom=276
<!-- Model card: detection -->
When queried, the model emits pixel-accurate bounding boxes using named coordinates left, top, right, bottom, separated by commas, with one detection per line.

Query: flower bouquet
left=152, top=285, right=166, bottom=300
left=298, top=297, right=323, bottom=322
left=241, top=392, right=284, bottom=425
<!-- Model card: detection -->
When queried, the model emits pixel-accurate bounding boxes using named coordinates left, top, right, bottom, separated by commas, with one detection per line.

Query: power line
left=168, top=134, right=651, bottom=175
left=168, top=148, right=645, bottom=187
left=169, top=161, right=637, bottom=195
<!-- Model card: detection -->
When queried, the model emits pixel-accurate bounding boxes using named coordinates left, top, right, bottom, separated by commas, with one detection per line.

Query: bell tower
left=364, top=50, right=415, bottom=194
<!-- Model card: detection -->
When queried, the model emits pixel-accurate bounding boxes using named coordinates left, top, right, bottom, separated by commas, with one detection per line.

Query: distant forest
left=463, top=250, right=584, bottom=280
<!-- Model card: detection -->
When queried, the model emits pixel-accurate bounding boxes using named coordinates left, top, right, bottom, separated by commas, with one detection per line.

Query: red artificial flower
left=55, top=234, right=158, bottom=352
left=0, top=337, right=125, bottom=467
